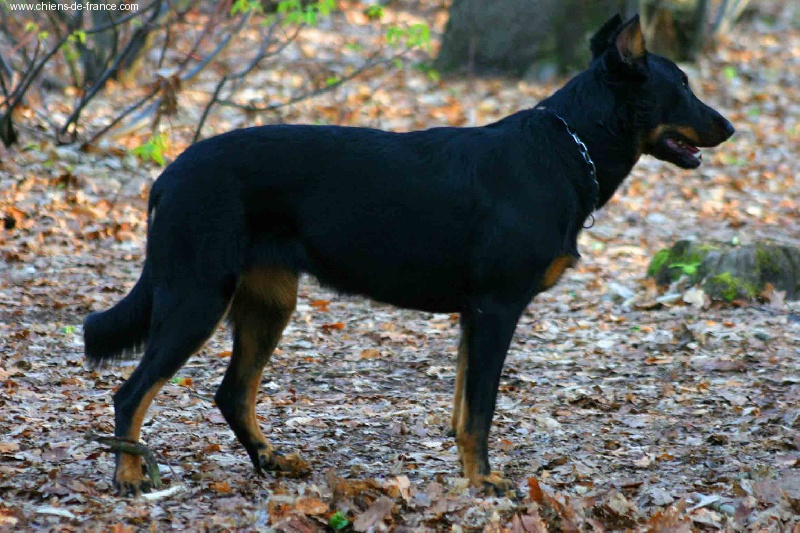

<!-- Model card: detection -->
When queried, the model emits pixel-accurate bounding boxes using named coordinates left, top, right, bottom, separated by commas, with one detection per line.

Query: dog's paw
left=478, top=471, right=516, bottom=498
left=114, top=474, right=152, bottom=497
left=114, top=458, right=152, bottom=497
left=258, top=450, right=311, bottom=478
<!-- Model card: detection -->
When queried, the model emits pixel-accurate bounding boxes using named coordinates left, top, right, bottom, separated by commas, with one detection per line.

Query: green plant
left=328, top=511, right=349, bottom=530
left=364, top=5, right=384, bottom=20
left=704, top=272, right=757, bottom=302
left=230, top=0, right=264, bottom=15
left=275, top=0, right=336, bottom=26
left=647, top=249, right=670, bottom=277
left=669, top=260, right=702, bottom=277
left=386, top=23, right=432, bottom=51
left=131, top=133, right=169, bottom=166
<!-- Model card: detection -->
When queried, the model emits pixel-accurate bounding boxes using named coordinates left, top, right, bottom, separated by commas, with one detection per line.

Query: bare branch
left=217, top=49, right=411, bottom=114
left=181, top=10, right=253, bottom=82
left=84, top=88, right=160, bottom=147
left=59, top=0, right=165, bottom=138
left=82, top=1, right=161, bottom=35
left=192, top=75, right=227, bottom=143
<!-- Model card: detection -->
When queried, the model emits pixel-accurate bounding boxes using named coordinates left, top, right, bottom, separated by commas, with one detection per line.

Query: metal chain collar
left=535, top=106, right=600, bottom=228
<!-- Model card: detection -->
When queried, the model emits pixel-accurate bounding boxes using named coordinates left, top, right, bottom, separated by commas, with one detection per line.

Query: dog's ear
left=590, top=13, right=624, bottom=59
left=615, top=15, right=647, bottom=63
left=607, top=14, right=649, bottom=80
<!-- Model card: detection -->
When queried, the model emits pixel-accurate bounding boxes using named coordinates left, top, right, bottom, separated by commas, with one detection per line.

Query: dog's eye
left=681, top=73, right=690, bottom=89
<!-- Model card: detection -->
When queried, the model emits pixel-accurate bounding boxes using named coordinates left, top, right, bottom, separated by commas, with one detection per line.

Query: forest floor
left=1, top=1, right=799, bottom=531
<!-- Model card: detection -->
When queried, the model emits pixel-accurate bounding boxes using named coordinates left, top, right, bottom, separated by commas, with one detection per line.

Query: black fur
left=84, top=261, right=152, bottom=365
left=84, top=14, right=734, bottom=495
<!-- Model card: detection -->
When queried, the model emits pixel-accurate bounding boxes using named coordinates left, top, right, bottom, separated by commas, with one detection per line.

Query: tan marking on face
left=640, top=124, right=703, bottom=160
left=646, top=124, right=702, bottom=145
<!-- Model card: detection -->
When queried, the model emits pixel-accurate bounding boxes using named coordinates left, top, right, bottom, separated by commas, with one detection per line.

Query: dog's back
left=145, top=113, right=585, bottom=312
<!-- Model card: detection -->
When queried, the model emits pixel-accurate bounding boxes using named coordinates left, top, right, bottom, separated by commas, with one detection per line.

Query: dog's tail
left=83, top=259, right=153, bottom=366
left=84, top=190, right=162, bottom=366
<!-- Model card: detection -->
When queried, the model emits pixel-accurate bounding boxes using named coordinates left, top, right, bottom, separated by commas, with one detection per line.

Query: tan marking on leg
left=450, top=332, right=468, bottom=437
left=541, top=255, right=577, bottom=290
left=115, top=378, right=167, bottom=488
left=224, top=268, right=308, bottom=476
left=457, top=431, right=513, bottom=495
left=240, top=267, right=299, bottom=309
left=228, top=269, right=297, bottom=448
left=457, top=431, right=481, bottom=484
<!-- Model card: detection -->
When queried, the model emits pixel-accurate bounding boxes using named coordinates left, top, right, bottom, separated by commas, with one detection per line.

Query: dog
left=84, top=14, right=734, bottom=496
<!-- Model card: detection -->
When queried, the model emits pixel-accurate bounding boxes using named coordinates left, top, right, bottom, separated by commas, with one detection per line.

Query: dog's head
left=591, top=14, right=735, bottom=169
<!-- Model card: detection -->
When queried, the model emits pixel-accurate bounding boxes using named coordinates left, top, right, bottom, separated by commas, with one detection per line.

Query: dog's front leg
left=455, top=296, right=524, bottom=496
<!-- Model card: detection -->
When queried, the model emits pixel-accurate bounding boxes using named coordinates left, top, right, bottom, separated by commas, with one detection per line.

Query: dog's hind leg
left=113, top=283, right=233, bottom=495
left=214, top=267, right=308, bottom=477
left=456, top=296, right=525, bottom=496
left=449, top=316, right=468, bottom=438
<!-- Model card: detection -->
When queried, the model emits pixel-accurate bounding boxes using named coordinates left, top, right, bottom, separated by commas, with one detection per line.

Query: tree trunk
left=435, top=0, right=751, bottom=77
left=435, top=0, right=628, bottom=77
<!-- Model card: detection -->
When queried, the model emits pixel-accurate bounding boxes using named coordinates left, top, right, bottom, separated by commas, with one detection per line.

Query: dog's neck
left=536, top=71, right=645, bottom=209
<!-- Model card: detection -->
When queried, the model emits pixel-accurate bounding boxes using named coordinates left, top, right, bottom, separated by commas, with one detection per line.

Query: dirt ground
left=1, top=1, right=800, bottom=531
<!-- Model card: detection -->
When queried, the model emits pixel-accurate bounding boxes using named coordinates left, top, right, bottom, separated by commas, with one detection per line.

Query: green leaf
left=385, top=25, right=403, bottom=47
left=61, top=326, right=77, bottom=335
left=25, top=21, right=38, bottom=33
left=131, top=133, right=169, bottom=166
left=722, top=65, right=737, bottom=81
left=364, top=5, right=383, bottom=20
left=68, top=30, right=87, bottom=44
left=303, top=6, right=318, bottom=25
left=317, top=0, right=335, bottom=16
left=385, top=23, right=432, bottom=51
left=670, top=261, right=701, bottom=276
left=328, top=511, right=349, bottom=531
left=413, top=62, right=440, bottom=82
left=231, top=0, right=263, bottom=16
left=407, top=23, right=431, bottom=50
left=325, top=76, right=340, bottom=86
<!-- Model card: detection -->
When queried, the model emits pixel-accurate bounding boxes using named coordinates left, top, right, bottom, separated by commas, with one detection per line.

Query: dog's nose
left=719, top=117, right=735, bottom=139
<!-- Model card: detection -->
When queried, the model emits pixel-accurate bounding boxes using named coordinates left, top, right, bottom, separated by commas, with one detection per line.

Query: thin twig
left=217, top=49, right=411, bottom=114
left=85, top=432, right=163, bottom=490
left=81, top=1, right=160, bottom=35
left=181, top=10, right=252, bottom=82
left=175, top=0, right=225, bottom=72
left=60, top=1, right=165, bottom=138
left=192, top=75, right=227, bottom=143
left=85, top=87, right=160, bottom=147
left=191, top=19, right=288, bottom=141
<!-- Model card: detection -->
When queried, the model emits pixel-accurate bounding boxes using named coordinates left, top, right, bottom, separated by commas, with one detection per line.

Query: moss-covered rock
left=647, top=240, right=800, bottom=301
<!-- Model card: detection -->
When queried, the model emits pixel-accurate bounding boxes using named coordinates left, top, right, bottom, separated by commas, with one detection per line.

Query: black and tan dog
left=84, top=14, right=734, bottom=495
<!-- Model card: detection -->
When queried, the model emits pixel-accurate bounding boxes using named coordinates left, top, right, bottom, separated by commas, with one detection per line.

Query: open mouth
left=651, top=133, right=703, bottom=169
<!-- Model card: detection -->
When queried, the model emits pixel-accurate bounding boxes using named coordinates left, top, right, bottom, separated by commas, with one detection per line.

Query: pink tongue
left=686, top=144, right=700, bottom=154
